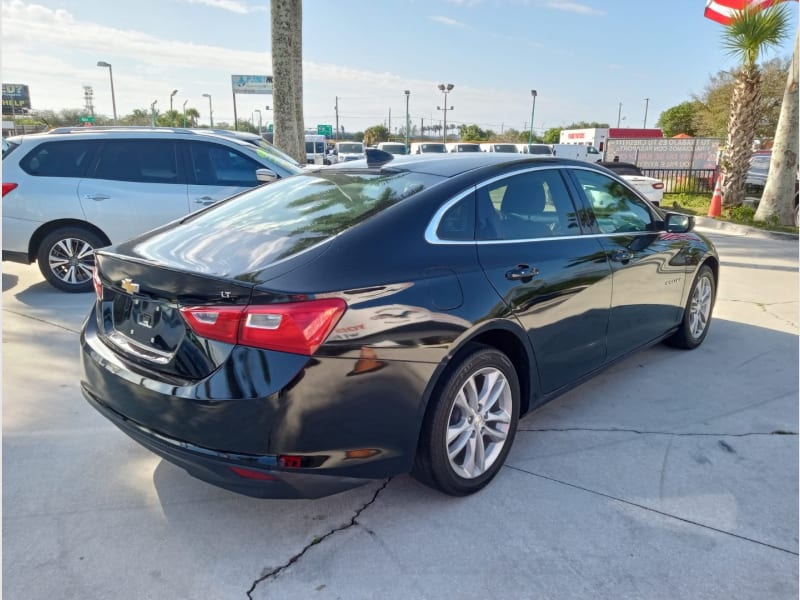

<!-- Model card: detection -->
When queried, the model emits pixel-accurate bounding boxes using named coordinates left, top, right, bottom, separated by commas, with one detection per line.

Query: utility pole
left=388, top=107, right=391, bottom=139
left=617, top=102, right=623, bottom=128
left=334, top=96, right=339, bottom=142
left=420, top=117, right=424, bottom=141
left=643, top=98, right=650, bottom=128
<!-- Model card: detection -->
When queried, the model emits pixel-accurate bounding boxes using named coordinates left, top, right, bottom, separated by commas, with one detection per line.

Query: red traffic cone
left=707, top=174, right=723, bottom=218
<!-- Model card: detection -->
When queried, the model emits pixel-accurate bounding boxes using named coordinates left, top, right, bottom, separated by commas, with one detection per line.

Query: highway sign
left=317, top=124, right=333, bottom=137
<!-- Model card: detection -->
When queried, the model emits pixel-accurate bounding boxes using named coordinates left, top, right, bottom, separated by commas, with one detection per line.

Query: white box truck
left=550, top=144, right=602, bottom=163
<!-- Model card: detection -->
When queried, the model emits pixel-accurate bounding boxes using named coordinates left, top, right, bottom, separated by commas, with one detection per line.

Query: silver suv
left=2, top=128, right=303, bottom=292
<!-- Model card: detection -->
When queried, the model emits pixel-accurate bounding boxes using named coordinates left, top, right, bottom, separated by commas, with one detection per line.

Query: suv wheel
left=37, top=227, right=103, bottom=293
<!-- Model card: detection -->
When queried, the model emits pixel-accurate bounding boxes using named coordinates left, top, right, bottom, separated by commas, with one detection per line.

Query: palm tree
left=719, top=4, right=791, bottom=206
left=755, top=29, right=798, bottom=226
left=271, top=0, right=305, bottom=163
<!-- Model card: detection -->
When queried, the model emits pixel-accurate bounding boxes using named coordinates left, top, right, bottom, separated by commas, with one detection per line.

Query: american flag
left=704, top=0, right=797, bottom=25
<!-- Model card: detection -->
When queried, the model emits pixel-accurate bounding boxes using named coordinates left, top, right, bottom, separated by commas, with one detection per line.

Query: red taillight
left=230, top=466, right=277, bottom=481
left=180, top=298, right=346, bottom=355
left=92, top=264, right=103, bottom=300
left=652, top=182, right=664, bottom=189
left=2, top=182, right=18, bottom=197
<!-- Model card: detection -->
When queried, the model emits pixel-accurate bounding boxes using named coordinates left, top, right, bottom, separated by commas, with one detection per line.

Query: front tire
left=37, top=227, right=103, bottom=293
left=413, top=347, right=520, bottom=496
left=665, top=264, right=715, bottom=349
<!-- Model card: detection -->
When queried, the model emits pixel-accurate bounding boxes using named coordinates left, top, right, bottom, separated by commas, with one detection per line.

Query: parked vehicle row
left=80, top=151, right=718, bottom=499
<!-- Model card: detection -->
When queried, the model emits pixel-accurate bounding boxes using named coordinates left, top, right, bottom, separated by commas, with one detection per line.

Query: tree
left=459, top=124, right=489, bottom=141
left=542, top=127, right=561, bottom=143
left=755, top=29, right=799, bottom=226
left=718, top=4, right=791, bottom=206
left=271, top=0, right=305, bottom=163
left=692, top=58, right=790, bottom=139
left=656, top=101, right=702, bottom=136
left=363, top=125, right=389, bottom=146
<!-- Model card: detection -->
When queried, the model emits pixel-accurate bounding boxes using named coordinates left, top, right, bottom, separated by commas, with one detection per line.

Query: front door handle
left=611, top=249, right=634, bottom=263
left=505, top=264, right=540, bottom=281
left=83, top=193, right=110, bottom=201
left=194, top=196, right=216, bottom=205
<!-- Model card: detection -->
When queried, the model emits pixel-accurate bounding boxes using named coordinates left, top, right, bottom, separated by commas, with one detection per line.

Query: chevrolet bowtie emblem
left=121, top=278, right=140, bottom=294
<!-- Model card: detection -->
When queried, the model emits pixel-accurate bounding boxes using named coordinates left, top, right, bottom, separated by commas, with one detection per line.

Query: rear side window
left=19, top=140, right=98, bottom=177
left=90, top=139, right=179, bottom=183
left=572, top=169, right=654, bottom=234
left=189, top=141, right=262, bottom=187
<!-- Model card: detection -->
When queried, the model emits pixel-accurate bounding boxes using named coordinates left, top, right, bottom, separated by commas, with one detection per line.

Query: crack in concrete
left=245, top=478, right=391, bottom=599
left=517, top=427, right=797, bottom=437
left=2, top=307, right=82, bottom=334
left=505, top=464, right=799, bottom=556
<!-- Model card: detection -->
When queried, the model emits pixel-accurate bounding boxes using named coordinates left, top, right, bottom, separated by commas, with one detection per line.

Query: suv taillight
left=652, top=182, right=664, bottom=189
left=180, top=298, right=346, bottom=355
left=2, top=183, right=18, bottom=197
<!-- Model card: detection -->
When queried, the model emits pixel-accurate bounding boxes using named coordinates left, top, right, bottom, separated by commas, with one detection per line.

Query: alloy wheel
left=688, top=275, right=712, bottom=339
left=446, top=366, right=513, bottom=479
left=48, top=237, right=95, bottom=286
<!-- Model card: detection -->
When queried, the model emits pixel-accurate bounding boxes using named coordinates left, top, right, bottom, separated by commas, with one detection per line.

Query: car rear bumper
left=82, top=384, right=374, bottom=499
left=80, top=306, right=438, bottom=498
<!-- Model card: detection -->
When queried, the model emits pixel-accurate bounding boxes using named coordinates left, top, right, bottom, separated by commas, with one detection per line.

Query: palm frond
left=721, top=4, right=792, bottom=69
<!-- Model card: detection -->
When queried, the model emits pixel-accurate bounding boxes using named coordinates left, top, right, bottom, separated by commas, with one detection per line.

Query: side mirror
left=255, top=168, right=278, bottom=184
left=664, top=212, right=694, bottom=233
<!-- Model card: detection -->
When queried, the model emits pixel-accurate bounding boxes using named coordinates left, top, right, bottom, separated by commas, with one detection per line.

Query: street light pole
left=169, top=89, right=178, bottom=115
left=437, top=83, right=454, bottom=144
left=528, top=89, right=538, bottom=144
left=265, top=105, right=271, bottom=135
left=202, top=93, right=213, bottom=127
left=150, top=100, right=157, bottom=127
left=254, top=109, right=262, bottom=133
left=643, top=97, right=650, bottom=128
left=183, top=99, right=188, bottom=127
left=617, top=102, right=623, bottom=128
left=96, top=61, right=117, bottom=123
left=404, top=90, right=410, bottom=152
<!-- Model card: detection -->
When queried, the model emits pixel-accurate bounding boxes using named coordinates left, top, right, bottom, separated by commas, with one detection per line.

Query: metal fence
left=639, top=168, right=718, bottom=195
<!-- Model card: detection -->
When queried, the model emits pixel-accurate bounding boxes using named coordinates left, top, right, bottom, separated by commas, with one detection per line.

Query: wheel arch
left=415, top=319, right=538, bottom=451
left=29, top=219, right=111, bottom=262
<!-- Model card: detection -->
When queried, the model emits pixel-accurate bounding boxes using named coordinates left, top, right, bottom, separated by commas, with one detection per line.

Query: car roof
left=22, top=128, right=256, bottom=148
left=318, top=152, right=590, bottom=178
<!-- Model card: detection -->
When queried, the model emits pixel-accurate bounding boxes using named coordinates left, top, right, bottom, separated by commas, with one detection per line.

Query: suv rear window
left=19, top=140, right=98, bottom=177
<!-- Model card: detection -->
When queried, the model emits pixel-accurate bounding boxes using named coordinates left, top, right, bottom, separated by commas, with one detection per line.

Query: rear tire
left=665, top=264, right=715, bottom=349
left=37, top=227, right=103, bottom=293
left=412, top=347, right=520, bottom=496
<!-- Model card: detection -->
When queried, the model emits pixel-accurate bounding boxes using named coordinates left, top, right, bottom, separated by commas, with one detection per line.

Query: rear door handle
left=194, top=196, right=216, bottom=205
left=83, top=193, right=110, bottom=201
left=505, top=264, right=540, bottom=281
left=611, top=249, right=633, bottom=263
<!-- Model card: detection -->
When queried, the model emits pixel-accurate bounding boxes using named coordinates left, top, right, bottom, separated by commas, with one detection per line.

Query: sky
left=2, top=0, right=798, bottom=135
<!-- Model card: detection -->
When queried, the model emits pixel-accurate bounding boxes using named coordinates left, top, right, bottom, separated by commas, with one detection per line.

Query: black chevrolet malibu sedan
left=80, top=151, right=718, bottom=499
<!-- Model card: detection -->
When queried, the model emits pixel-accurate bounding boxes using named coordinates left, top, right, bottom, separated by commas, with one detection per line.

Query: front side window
left=190, top=142, right=263, bottom=187
left=571, top=169, right=654, bottom=234
left=476, top=169, right=580, bottom=240
left=91, top=140, right=178, bottom=183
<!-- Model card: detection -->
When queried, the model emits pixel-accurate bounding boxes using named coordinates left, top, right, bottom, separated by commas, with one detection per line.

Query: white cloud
left=545, top=1, right=604, bottom=16
left=182, top=0, right=249, bottom=14
left=428, top=15, right=468, bottom=27
left=444, top=0, right=483, bottom=6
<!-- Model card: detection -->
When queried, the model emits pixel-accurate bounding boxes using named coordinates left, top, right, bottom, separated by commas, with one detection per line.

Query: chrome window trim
left=425, top=164, right=659, bottom=246
left=106, top=330, right=175, bottom=365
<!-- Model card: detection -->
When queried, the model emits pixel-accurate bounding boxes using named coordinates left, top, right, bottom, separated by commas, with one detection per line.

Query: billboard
left=231, top=75, right=273, bottom=94
left=604, top=137, right=721, bottom=170
left=2, top=83, right=31, bottom=115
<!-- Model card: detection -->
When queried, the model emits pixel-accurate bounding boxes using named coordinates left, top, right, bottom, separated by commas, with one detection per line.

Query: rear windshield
left=528, top=145, right=551, bottom=155
left=154, top=170, right=444, bottom=270
left=493, top=144, right=518, bottom=153
left=420, top=144, right=446, bottom=153
left=607, top=165, right=642, bottom=176
left=455, top=144, right=480, bottom=152
left=338, top=143, right=363, bottom=153
left=306, top=141, right=326, bottom=153
left=380, top=144, right=407, bottom=154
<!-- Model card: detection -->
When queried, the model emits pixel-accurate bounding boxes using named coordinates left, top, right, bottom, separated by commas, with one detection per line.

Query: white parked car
left=599, top=161, right=665, bottom=206
left=2, top=128, right=303, bottom=292
left=333, top=141, right=365, bottom=162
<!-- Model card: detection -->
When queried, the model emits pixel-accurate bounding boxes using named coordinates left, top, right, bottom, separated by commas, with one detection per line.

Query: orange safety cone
left=707, top=174, right=723, bottom=218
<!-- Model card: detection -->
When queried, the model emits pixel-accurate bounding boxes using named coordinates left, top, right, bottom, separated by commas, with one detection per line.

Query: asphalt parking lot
left=3, top=226, right=798, bottom=600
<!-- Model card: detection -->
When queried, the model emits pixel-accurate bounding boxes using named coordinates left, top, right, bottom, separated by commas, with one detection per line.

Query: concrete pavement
left=3, top=227, right=797, bottom=600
